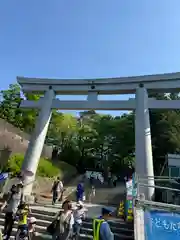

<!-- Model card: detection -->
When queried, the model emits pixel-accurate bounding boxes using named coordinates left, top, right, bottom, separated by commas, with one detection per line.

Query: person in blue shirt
left=76, top=181, right=84, bottom=202
left=93, top=207, right=114, bottom=240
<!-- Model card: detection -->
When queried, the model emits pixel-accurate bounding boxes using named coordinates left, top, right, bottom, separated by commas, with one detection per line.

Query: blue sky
left=1, top=0, right=180, bottom=116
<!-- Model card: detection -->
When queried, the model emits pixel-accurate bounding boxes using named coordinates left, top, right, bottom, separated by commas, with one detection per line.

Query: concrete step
left=1, top=223, right=134, bottom=239
left=3, top=227, right=134, bottom=240
left=0, top=217, right=51, bottom=228
left=0, top=216, right=133, bottom=235
left=0, top=216, right=134, bottom=239
left=31, top=209, right=56, bottom=217
left=0, top=200, right=134, bottom=239
left=0, top=212, right=132, bottom=231
left=82, top=221, right=133, bottom=232
left=0, top=212, right=54, bottom=222
left=80, top=227, right=134, bottom=238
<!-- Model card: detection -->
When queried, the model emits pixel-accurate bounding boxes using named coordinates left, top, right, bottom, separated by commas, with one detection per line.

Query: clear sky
left=0, top=0, right=180, bottom=116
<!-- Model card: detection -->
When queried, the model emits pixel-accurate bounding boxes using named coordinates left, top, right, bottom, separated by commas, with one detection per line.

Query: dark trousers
left=15, top=225, right=28, bottom=240
left=108, top=177, right=111, bottom=186
left=113, top=180, right=117, bottom=187
left=4, top=212, right=14, bottom=240
left=52, top=191, right=58, bottom=205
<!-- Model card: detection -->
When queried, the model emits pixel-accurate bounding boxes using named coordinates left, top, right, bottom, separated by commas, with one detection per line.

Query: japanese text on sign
left=144, top=210, right=180, bottom=239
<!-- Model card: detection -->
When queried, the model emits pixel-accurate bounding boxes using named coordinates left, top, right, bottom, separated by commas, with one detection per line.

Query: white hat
left=29, top=217, right=36, bottom=223
left=77, top=201, right=83, bottom=207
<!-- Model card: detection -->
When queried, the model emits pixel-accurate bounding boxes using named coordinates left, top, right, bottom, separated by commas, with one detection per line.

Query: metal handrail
left=135, top=198, right=180, bottom=212
left=137, top=175, right=180, bottom=180
left=138, top=183, right=180, bottom=192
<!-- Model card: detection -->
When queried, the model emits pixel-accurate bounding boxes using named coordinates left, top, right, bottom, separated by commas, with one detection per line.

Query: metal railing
left=134, top=174, right=180, bottom=240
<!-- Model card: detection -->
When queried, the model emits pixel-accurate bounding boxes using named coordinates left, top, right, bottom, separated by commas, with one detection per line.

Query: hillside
left=0, top=118, right=52, bottom=160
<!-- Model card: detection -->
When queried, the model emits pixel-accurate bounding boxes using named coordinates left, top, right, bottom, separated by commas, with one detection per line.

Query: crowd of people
left=48, top=199, right=114, bottom=240
left=0, top=180, right=36, bottom=240
left=50, top=173, right=115, bottom=240
left=0, top=172, right=115, bottom=240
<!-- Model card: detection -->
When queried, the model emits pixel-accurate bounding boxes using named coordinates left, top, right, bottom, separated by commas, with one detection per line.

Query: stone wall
left=0, top=118, right=52, bottom=159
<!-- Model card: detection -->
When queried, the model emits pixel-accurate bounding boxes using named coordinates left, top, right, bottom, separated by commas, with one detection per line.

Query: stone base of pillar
left=24, top=194, right=35, bottom=204
left=22, top=175, right=35, bottom=203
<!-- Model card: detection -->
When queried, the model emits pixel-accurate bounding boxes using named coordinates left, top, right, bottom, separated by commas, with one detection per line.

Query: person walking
left=93, top=207, right=114, bottom=240
left=52, top=200, right=74, bottom=240
left=51, top=177, right=63, bottom=205
left=88, top=185, right=96, bottom=203
left=1, top=183, right=24, bottom=240
left=112, top=175, right=117, bottom=187
left=73, top=201, right=86, bottom=239
left=76, top=182, right=84, bottom=202
left=107, top=168, right=112, bottom=187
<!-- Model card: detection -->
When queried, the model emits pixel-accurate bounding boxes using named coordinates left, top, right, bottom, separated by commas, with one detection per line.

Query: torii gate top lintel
left=18, top=71, right=180, bottom=201
left=17, top=71, right=180, bottom=95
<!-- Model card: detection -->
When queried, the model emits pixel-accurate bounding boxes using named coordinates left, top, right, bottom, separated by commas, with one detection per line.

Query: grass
left=6, top=153, right=77, bottom=178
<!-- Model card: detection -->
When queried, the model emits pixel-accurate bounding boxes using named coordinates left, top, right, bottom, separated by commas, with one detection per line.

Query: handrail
left=138, top=183, right=180, bottom=192
left=135, top=198, right=180, bottom=211
left=133, top=173, right=180, bottom=240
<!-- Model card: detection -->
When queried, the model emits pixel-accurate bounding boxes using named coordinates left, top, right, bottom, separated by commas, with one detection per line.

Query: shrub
left=6, top=153, right=60, bottom=177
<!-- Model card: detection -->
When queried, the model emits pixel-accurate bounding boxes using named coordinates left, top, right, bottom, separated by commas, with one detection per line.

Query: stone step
left=31, top=208, right=56, bottom=217
left=0, top=212, right=132, bottom=230
left=81, top=226, right=134, bottom=237
left=1, top=226, right=134, bottom=240
left=0, top=217, right=51, bottom=228
left=82, top=221, right=133, bottom=232
left=0, top=216, right=132, bottom=235
left=0, top=200, right=134, bottom=239
left=0, top=212, right=54, bottom=222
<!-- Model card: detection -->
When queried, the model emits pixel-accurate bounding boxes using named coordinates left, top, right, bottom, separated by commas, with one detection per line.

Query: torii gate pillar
left=135, top=84, right=154, bottom=200
left=21, top=88, right=55, bottom=196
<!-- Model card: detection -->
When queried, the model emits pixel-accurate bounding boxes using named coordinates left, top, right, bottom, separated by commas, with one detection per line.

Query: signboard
left=85, top=171, right=104, bottom=183
left=144, top=210, right=180, bottom=239
left=126, top=179, right=133, bottom=198
left=168, top=154, right=180, bottom=167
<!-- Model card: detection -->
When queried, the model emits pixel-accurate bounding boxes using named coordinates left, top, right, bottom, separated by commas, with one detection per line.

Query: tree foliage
left=1, top=84, right=180, bottom=174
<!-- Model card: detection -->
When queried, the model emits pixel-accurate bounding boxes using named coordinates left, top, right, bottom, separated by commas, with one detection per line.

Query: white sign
left=168, top=154, right=180, bottom=167
left=85, top=171, right=104, bottom=183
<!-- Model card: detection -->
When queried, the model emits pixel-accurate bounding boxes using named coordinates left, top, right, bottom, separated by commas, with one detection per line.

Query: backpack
left=52, top=181, right=59, bottom=191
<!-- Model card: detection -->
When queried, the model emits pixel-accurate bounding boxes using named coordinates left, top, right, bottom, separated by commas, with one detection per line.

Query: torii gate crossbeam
left=17, top=72, right=180, bottom=200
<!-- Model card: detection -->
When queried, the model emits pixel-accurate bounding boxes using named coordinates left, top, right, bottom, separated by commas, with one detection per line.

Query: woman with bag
left=48, top=200, right=74, bottom=240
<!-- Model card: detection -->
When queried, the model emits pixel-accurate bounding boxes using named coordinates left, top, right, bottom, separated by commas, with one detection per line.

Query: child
left=28, top=217, right=37, bottom=240
left=15, top=202, right=31, bottom=240
left=73, top=201, right=86, bottom=239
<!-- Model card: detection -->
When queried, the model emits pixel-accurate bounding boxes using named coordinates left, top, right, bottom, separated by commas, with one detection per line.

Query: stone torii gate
left=17, top=72, right=180, bottom=199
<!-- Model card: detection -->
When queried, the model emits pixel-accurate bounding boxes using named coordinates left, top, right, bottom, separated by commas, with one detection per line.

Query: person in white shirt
left=88, top=185, right=96, bottom=203
left=57, top=180, right=64, bottom=202
left=51, top=177, right=64, bottom=205
left=73, top=201, right=86, bottom=239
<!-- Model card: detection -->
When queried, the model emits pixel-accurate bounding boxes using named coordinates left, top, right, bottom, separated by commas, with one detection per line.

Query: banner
left=85, top=171, right=104, bottom=183
left=144, top=209, right=180, bottom=239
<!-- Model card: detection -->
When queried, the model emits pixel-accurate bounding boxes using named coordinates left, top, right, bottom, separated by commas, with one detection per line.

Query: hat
left=102, top=207, right=112, bottom=216
left=76, top=201, right=83, bottom=207
left=29, top=217, right=36, bottom=224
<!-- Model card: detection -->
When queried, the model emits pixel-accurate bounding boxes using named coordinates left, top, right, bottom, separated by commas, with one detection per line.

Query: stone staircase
left=0, top=203, right=134, bottom=239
